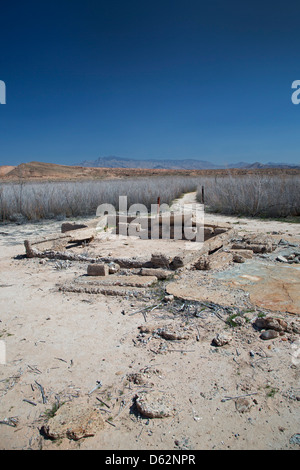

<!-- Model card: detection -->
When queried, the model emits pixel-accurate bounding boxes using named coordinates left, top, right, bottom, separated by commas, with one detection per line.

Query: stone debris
left=135, top=391, right=175, bottom=418
left=108, top=262, right=120, bottom=274
left=260, top=330, right=279, bottom=340
left=58, top=274, right=158, bottom=297
left=194, top=250, right=234, bottom=271
left=151, top=253, right=171, bottom=269
left=212, top=332, right=232, bottom=347
left=232, top=253, right=245, bottom=263
left=231, top=234, right=276, bottom=254
left=139, top=267, right=173, bottom=279
left=42, top=400, right=105, bottom=440
left=254, top=316, right=300, bottom=334
left=194, top=255, right=210, bottom=270
left=230, top=249, right=253, bottom=259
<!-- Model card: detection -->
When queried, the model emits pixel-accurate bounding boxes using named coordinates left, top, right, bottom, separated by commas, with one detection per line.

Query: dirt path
left=0, top=196, right=299, bottom=450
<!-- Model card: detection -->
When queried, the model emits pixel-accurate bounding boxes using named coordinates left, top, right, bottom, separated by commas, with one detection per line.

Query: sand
left=0, top=198, right=299, bottom=450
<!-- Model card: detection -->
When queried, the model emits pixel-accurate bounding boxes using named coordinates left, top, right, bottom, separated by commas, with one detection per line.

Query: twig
left=129, top=302, right=162, bottom=317
left=168, top=349, right=195, bottom=353
left=105, top=419, right=116, bottom=427
left=23, top=399, right=37, bottom=406
left=35, top=381, right=47, bottom=404
left=27, top=365, right=42, bottom=374
left=96, top=397, right=110, bottom=408
left=221, top=392, right=258, bottom=402
left=54, top=357, right=68, bottom=363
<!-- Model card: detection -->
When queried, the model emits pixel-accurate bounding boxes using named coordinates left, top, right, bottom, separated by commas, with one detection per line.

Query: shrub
left=0, top=176, right=198, bottom=223
left=196, top=174, right=300, bottom=218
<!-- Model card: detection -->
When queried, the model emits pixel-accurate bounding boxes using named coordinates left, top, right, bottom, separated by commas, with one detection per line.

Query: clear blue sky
left=1, top=0, right=300, bottom=167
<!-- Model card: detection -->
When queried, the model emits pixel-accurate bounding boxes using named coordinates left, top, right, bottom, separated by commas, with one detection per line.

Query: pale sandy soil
left=0, top=194, right=299, bottom=450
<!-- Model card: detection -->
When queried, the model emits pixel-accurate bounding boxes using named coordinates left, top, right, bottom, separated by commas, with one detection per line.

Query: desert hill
left=1, top=161, right=299, bottom=182
left=0, top=165, right=16, bottom=177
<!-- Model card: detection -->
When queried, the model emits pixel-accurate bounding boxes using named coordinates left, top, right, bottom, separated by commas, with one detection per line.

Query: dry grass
left=1, top=172, right=299, bottom=223
left=196, top=173, right=300, bottom=218
left=0, top=177, right=198, bottom=223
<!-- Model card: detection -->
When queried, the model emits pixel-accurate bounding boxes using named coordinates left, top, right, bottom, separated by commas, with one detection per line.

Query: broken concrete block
left=139, top=268, right=172, bottom=279
left=247, top=243, right=273, bottom=253
left=87, top=264, right=109, bottom=276
left=151, top=253, right=170, bottom=268
left=68, top=228, right=95, bottom=243
left=230, top=249, right=253, bottom=259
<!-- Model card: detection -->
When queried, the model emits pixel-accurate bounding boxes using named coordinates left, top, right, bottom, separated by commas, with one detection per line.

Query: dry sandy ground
left=0, top=198, right=300, bottom=451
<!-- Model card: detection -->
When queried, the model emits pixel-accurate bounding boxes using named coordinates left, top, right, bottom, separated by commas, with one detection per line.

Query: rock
left=276, top=255, right=288, bottom=263
left=235, top=398, right=251, bottom=413
left=135, top=391, right=174, bottom=418
left=164, top=294, right=174, bottom=302
left=170, top=255, right=185, bottom=269
left=254, top=317, right=288, bottom=332
left=194, top=256, right=210, bottom=270
left=42, top=400, right=104, bottom=440
left=151, top=253, right=170, bottom=268
left=233, top=253, right=245, bottom=263
left=260, top=330, right=279, bottom=340
left=108, top=262, right=120, bottom=274
left=212, top=332, right=232, bottom=347
left=87, top=263, right=109, bottom=276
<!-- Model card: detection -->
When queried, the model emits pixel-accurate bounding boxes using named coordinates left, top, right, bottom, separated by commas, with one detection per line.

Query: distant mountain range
left=78, top=156, right=300, bottom=170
